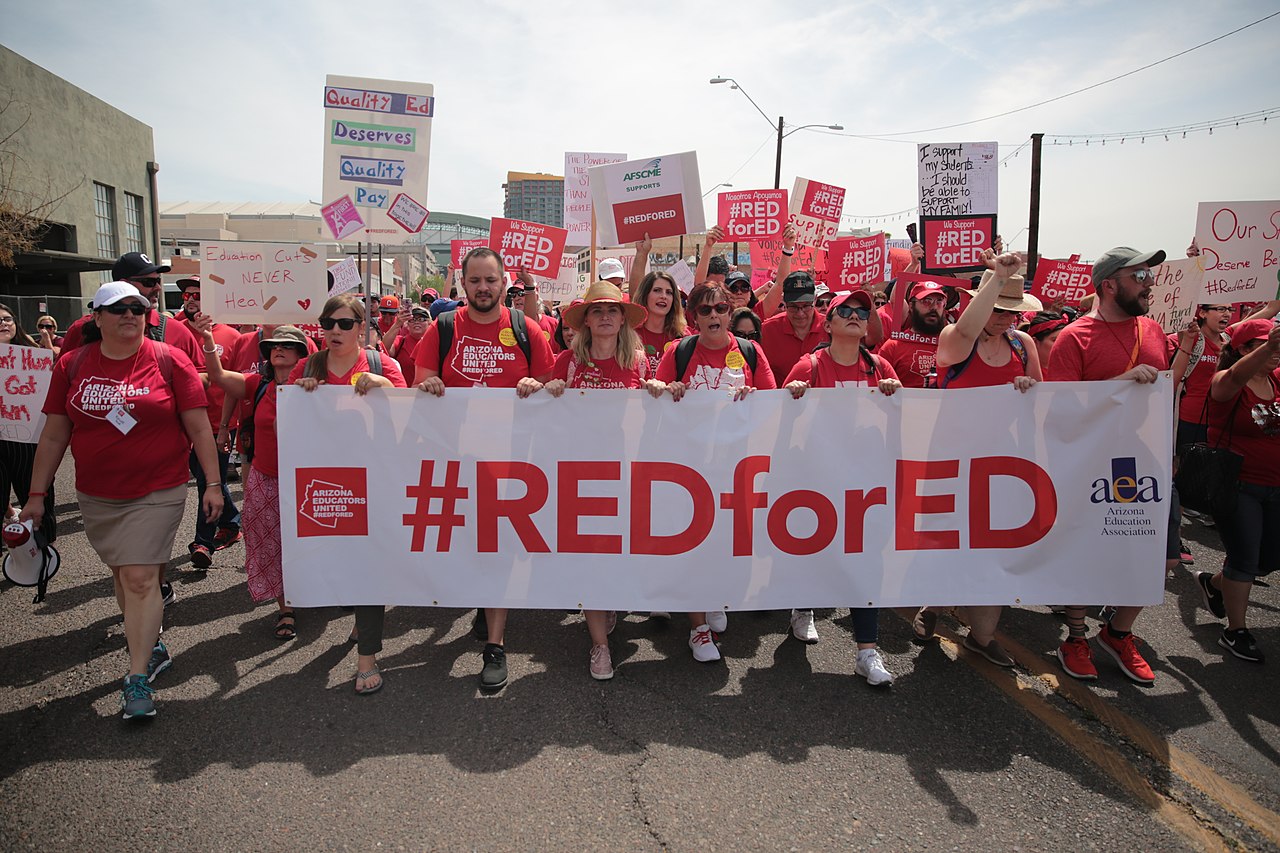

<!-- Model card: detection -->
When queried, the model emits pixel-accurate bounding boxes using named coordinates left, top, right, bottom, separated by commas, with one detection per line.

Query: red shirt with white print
left=414, top=306, right=555, bottom=388
left=783, top=349, right=899, bottom=388
left=287, top=349, right=407, bottom=388
left=655, top=336, right=777, bottom=390
left=877, top=333, right=940, bottom=388
left=200, top=323, right=244, bottom=430
left=636, top=325, right=681, bottom=376
left=1168, top=330, right=1222, bottom=422
left=44, top=339, right=207, bottom=499
left=551, top=349, right=648, bottom=389
left=1208, top=369, right=1280, bottom=486
left=61, top=309, right=206, bottom=370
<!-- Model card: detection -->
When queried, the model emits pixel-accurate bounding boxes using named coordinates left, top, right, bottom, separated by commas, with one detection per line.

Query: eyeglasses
left=1204, top=305, right=1232, bottom=313
left=833, top=304, right=871, bottom=320
left=319, top=317, right=359, bottom=331
left=38, top=324, right=56, bottom=330
left=130, top=277, right=162, bottom=287
left=915, top=295, right=947, bottom=308
left=727, top=282, right=752, bottom=294
left=695, top=302, right=731, bottom=317
left=736, top=330, right=761, bottom=341
left=0, top=317, right=14, bottom=325
left=181, top=291, right=201, bottom=301
left=269, top=343, right=301, bottom=352
left=1116, top=268, right=1155, bottom=284
left=785, top=302, right=814, bottom=311
left=103, top=303, right=147, bottom=316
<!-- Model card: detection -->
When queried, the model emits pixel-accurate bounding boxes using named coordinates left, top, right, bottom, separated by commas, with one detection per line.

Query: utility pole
left=773, top=116, right=784, bottom=190
left=1027, top=133, right=1044, bottom=280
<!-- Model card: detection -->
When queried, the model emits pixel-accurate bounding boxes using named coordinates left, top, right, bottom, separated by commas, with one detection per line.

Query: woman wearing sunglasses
left=22, top=282, right=222, bottom=720
left=292, top=294, right=407, bottom=695
left=653, top=282, right=777, bottom=662
left=35, top=315, right=63, bottom=356
left=782, top=290, right=901, bottom=681
left=911, top=253, right=1042, bottom=667
left=730, top=307, right=762, bottom=346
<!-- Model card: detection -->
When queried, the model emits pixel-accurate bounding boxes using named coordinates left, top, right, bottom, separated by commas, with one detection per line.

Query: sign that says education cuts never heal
left=277, top=380, right=1174, bottom=612
left=321, top=75, right=434, bottom=245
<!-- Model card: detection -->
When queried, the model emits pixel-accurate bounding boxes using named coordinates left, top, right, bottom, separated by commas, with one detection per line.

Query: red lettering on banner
left=895, top=459, right=960, bottom=549
left=475, top=462, right=551, bottom=553
left=843, top=487, right=888, bottom=553
left=630, top=462, right=715, bottom=555
left=767, top=489, right=838, bottom=555
left=969, top=456, right=1057, bottom=548
left=719, top=456, right=770, bottom=556
left=558, top=461, right=623, bottom=554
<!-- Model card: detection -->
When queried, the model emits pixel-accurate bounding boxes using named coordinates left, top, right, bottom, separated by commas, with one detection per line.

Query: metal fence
left=0, top=294, right=91, bottom=337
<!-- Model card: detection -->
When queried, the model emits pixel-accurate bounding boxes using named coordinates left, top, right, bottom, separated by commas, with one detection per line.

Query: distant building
left=502, top=172, right=564, bottom=228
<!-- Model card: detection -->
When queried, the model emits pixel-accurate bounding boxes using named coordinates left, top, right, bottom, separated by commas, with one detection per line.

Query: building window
left=124, top=192, right=145, bottom=253
left=94, top=182, right=117, bottom=259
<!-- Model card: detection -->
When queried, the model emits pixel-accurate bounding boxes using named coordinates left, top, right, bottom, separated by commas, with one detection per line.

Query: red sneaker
left=1096, top=624, right=1155, bottom=684
left=1056, top=637, right=1097, bottom=680
left=213, top=527, right=242, bottom=551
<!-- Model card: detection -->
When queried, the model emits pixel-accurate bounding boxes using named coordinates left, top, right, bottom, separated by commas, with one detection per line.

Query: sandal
left=354, top=666, right=383, bottom=695
left=274, top=610, right=297, bottom=641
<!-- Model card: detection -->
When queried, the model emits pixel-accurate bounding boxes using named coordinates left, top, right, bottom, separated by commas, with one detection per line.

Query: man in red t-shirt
left=760, top=272, right=828, bottom=379
left=413, top=247, right=555, bottom=695
left=1049, top=245, right=1177, bottom=686
left=876, top=280, right=950, bottom=387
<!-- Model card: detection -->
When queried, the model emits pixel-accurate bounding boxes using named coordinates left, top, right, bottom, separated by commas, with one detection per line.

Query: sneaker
left=1096, top=624, right=1155, bottom=684
left=1099, top=605, right=1117, bottom=625
left=790, top=609, right=819, bottom=644
left=1181, top=507, right=1202, bottom=519
left=1179, top=541, right=1194, bottom=565
left=963, top=635, right=1015, bottom=667
left=160, top=582, right=176, bottom=608
left=189, top=543, right=213, bottom=570
left=213, top=527, right=242, bottom=551
left=589, top=644, right=614, bottom=680
left=912, top=608, right=938, bottom=642
left=1219, top=628, right=1264, bottom=663
left=689, top=625, right=721, bottom=662
left=706, top=610, right=728, bottom=633
left=1057, top=637, right=1098, bottom=680
left=605, top=611, right=617, bottom=636
left=854, top=648, right=894, bottom=687
left=471, top=609, right=488, bottom=642
left=648, top=611, right=671, bottom=620
left=1195, top=571, right=1226, bottom=620
left=479, top=643, right=507, bottom=692
left=146, top=641, right=171, bottom=683
left=120, top=674, right=156, bottom=720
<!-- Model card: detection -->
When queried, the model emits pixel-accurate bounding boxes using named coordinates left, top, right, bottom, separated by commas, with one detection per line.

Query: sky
left=4, top=0, right=1279, bottom=261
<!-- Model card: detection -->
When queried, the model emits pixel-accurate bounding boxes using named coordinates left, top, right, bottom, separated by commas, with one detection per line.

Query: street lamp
left=710, top=77, right=842, bottom=189
left=702, top=181, right=734, bottom=198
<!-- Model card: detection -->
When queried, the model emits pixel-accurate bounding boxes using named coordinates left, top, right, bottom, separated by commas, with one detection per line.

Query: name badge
left=106, top=404, right=137, bottom=435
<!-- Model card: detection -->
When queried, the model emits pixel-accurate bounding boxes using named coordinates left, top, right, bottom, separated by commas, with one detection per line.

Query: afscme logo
left=1090, top=457, right=1161, bottom=504
left=623, top=158, right=662, bottom=181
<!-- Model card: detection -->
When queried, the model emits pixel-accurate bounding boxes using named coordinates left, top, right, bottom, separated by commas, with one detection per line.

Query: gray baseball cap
left=1091, top=247, right=1166, bottom=288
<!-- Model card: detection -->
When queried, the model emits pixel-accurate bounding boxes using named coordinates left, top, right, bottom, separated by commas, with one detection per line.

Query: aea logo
left=1090, top=457, right=1161, bottom=505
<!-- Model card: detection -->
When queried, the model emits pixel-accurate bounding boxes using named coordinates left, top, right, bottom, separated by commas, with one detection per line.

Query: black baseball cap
left=112, top=251, right=170, bottom=280
left=782, top=271, right=816, bottom=304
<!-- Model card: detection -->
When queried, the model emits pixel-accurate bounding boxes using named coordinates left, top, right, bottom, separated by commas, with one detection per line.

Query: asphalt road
left=1, top=462, right=1276, bottom=852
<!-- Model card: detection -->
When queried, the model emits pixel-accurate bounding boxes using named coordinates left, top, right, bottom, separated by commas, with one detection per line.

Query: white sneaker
left=706, top=610, right=728, bottom=633
left=790, top=609, right=819, bottom=644
left=689, top=625, right=721, bottom=662
left=855, top=648, right=893, bottom=687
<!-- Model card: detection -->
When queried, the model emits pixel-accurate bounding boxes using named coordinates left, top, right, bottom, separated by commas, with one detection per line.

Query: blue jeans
left=189, top=448, right=240, bottom=548
left=851, top=608, right=880, bottom=645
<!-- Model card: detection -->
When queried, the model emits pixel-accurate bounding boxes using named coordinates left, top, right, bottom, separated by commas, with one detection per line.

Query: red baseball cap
left=378, top=295, right=400, bottom=313
left=827, top=290, right=875, bottom=312
left=1228, top=318, right=1276, bottom=350
left=907, top=280, right=948, bottom=302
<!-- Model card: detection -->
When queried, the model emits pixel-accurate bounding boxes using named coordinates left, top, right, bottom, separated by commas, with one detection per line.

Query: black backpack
left=436, top=308, right=532, bottom=370
left=673, top=335, right=758, bottom=382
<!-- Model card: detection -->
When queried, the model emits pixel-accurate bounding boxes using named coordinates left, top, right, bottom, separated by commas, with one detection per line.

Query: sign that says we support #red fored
left=1031, top=258, right=1093, bottom=306
left=920, top=215, right=995, bottom=274
left=718, top=189, right=788, bottom=242
left=488, top=218, right=569, bottom=278
left=826, top=234, right=887, bottom=289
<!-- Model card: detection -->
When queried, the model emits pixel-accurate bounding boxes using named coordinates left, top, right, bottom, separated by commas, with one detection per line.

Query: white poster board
left=1194, top=201, right=1280, bottom=303
left=589, top=151, right=704, bottom=247
left=564, top=151, right=627, bottom=247
left=918, top=142, right=999, bottom=217
left=201, top=242, right=327, bottom=325
left=0, top=344, right=53, bottom=443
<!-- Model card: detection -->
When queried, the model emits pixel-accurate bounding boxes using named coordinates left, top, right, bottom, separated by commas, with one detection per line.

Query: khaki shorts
left=78, top=484, right=186, bottom=566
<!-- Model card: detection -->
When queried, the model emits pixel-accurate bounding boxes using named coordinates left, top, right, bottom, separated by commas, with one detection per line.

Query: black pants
left=0, top=439, right=56, bottom=542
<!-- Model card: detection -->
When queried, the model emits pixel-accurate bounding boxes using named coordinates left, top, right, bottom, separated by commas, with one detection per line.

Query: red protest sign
left=788, top=178, right=846, bottom=249
left=488, top=218, right=569, bottom=278
left=612, top=194, right=687, bottom=244
left=718, top=189, right=788, bottom=242
left=920, top=215, right=996, bottom=274
left=451, top=239, right=487, bottom=268
left=1032, top=258, right=1093, bottom=307
left=826, top=234, right=887, bottom=290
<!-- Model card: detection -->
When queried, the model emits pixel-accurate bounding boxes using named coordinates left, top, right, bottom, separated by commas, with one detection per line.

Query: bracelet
left=202, top=345, right=217, bottom=353
left=218, top=423, right=229, bottom=429
left=27, top=491, right=46, bottom=498
left=781, top=248, right=795, bottom=257
left=1178, top=348, right=1194, bottom=356
left=204, top=482, right=221, bottom=489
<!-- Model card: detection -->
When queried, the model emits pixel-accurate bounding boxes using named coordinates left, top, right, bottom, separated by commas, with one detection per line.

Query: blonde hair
left=570, top=308, right=641, bottom=371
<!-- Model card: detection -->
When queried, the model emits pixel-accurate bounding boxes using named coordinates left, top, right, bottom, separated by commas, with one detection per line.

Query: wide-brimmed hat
left=561, top=281, right=648, bottom=331
left=967, top=270, right=1042, bottom=313
left=258, top=325, right=310, bottom=359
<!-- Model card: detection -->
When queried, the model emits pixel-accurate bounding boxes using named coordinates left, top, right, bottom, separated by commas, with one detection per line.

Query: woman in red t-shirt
left=634, top=271, right=688, bottom=376
left=292, top=294, right=407, bottom=695
left=653, top=282, right=777, bottom=662
left=782, top=289, right=901, bottom=686
left=22, top=282, right=222, bottom=720
left=195, top=315, right=309, bottom=640
left=541, top=281, right=666, bottom=681
left=1197, top=319, right=1280, bottom=664
left=0, top=302, right=56, bottom=539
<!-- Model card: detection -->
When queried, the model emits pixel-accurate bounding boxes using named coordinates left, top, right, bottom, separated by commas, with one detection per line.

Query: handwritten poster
left=327, top=256, right=362, bottom=296
left=201, top=242, right=327, bottom=325
left=718, top=189, right=788, bottom=242
left=748, top=239, right=825, bottom=290
left=788, top=178, right=845, bottom=249
left=321, top=75, right=434, bottom=244
left=536, top=253, right=586, bottom=304
left=564, top=152, right=627, bottom=246
left=1149, top=257, right=1205, bottom=334
left=0, top=344, right=53, bottom=443
left=1194, top=201, right=1280, bottom=303
left=918, top=142, right=998, bottom=217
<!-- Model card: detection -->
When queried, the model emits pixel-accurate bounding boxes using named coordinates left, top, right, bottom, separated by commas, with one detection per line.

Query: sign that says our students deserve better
left=1194, top=201, right=1280, bottom=303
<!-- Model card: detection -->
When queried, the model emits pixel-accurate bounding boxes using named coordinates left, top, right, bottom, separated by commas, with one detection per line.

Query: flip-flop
left=354, top=666, right=383, bottom=695
left=274, top=611, right=296, bottom=641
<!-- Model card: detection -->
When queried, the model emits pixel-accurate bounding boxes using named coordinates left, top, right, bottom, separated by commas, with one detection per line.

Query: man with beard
left=1049, top=246, right=1177, bottom=685
left=876, top=279, right=950, bottom=387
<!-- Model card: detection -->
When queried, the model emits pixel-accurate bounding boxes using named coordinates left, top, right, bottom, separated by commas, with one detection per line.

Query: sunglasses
left=181, top=291, right=201, bottom=301
left=1117, top=268, right=1155, bottom=284
left=319, top=317, right=359, bottom=330
left=269, top=342, right=303, bottom=352
left=736, top=330, right=761, bottom=341
left=727, top=282, right=752, bottom=294
left=130, top=277, right=163, bottom=287
left=38, top=324, right=56, bottom=330
left=695, top=302, right=732, bottom=317
left=104, top=303, right=147, bottom=316
left=833, top=304, right=871, bottom=320
left=993, top=307, right=1022, bottom=316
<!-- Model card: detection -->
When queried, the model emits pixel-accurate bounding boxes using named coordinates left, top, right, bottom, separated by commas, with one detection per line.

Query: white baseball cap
left=91, top=281, right=148, bottom=309
left=597, top=258, right=626, bottom=281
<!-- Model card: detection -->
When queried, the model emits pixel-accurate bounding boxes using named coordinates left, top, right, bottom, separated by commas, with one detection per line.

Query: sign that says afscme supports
left=278, top=381, right=1173, bottom=610
left=589, top=151, right=704, bottom=246
left=321, top=75, right=434, bottom=245
left=1194, top=201, right=1280, bottom=303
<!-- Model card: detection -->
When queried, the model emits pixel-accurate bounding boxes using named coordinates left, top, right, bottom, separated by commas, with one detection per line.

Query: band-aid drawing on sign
left=299, top=247, right=317, bottom=259
left=264, top=296, right=279, bottom=310
left=208, top=274, right=225, bottom=284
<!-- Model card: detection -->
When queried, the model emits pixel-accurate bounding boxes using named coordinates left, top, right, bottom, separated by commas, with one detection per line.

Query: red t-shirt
left=551, top=349, right=648, bottom=389
left=636, top=325, right=681, bottom=377
left=655, top=337, right=777, bottom=390
left=1168, top=331, right=1223, bottom=423
left=760, top=311, right=829, bottom=381
left=414, top=306, right=555, bottom=388
left=389, top=332, right=424, bottom=384
left=537, top=314, right=562, bottom=353
left=877, top=333, right=940, bottom=388
left=1049, top=316, right=1171, bottom=381
left=200, top=323, right=244, bottom=430
left=783, top=349, right=899, bottom=388
left=1207, top=371, right=1280, bottom=486
left=939, top=335, right=1030, bottom=389
left=61, top=310, right=206, bottom=370
left=242, top=373, right=282, bottom=478
left=44, top=339, right=207, bottom=499
left=287, top=349, right=408, bottom=388
left=228, top=329, right=318, bottom=438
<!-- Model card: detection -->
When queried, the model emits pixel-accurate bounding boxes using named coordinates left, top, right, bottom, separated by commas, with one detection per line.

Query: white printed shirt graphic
left=451, top=334, right=519, bottom=385
left=685, top=364, right=744, bottom=391
left=1251, top=401, right=1280, bottom=435
left=71, top=377, right=150, bottom=420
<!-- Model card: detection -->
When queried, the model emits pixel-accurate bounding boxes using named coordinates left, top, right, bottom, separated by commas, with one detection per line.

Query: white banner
left=564, top=151, right=627, bottom=246
left=0, top=344, right=53, bottom=443
left=278, top=380, right=1173, bottom=611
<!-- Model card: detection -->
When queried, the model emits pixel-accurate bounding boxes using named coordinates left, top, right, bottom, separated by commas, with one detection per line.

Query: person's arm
left=193, top=313, right=248, bottom=397
left=180, top=408, right=224, bottom=521
left=629, top=233, right=652, bottom=298
left=1169, top=322, right=1200, bottom=388
left=216, top=395, right=237, bottom=453
left=904, top=242, right=923, bottom=274
left=936, top=253, right=1019, bottom=366
left=760, top=224, right=797, bottom=319
left=1211, top=322, right=1280, bottom=402
left=1243, top=300, right=1280, bottom=322
left=694, top=226, right=722, bottom=283
left=381, top=306, right=409, bottom=350
left=864, top=294, right=886, bottom=348
left=17, top=414, right=72, bottom=530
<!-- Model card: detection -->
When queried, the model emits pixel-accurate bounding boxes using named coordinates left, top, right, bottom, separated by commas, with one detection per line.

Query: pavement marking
left=931, top=628, right=1229, bottom=852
